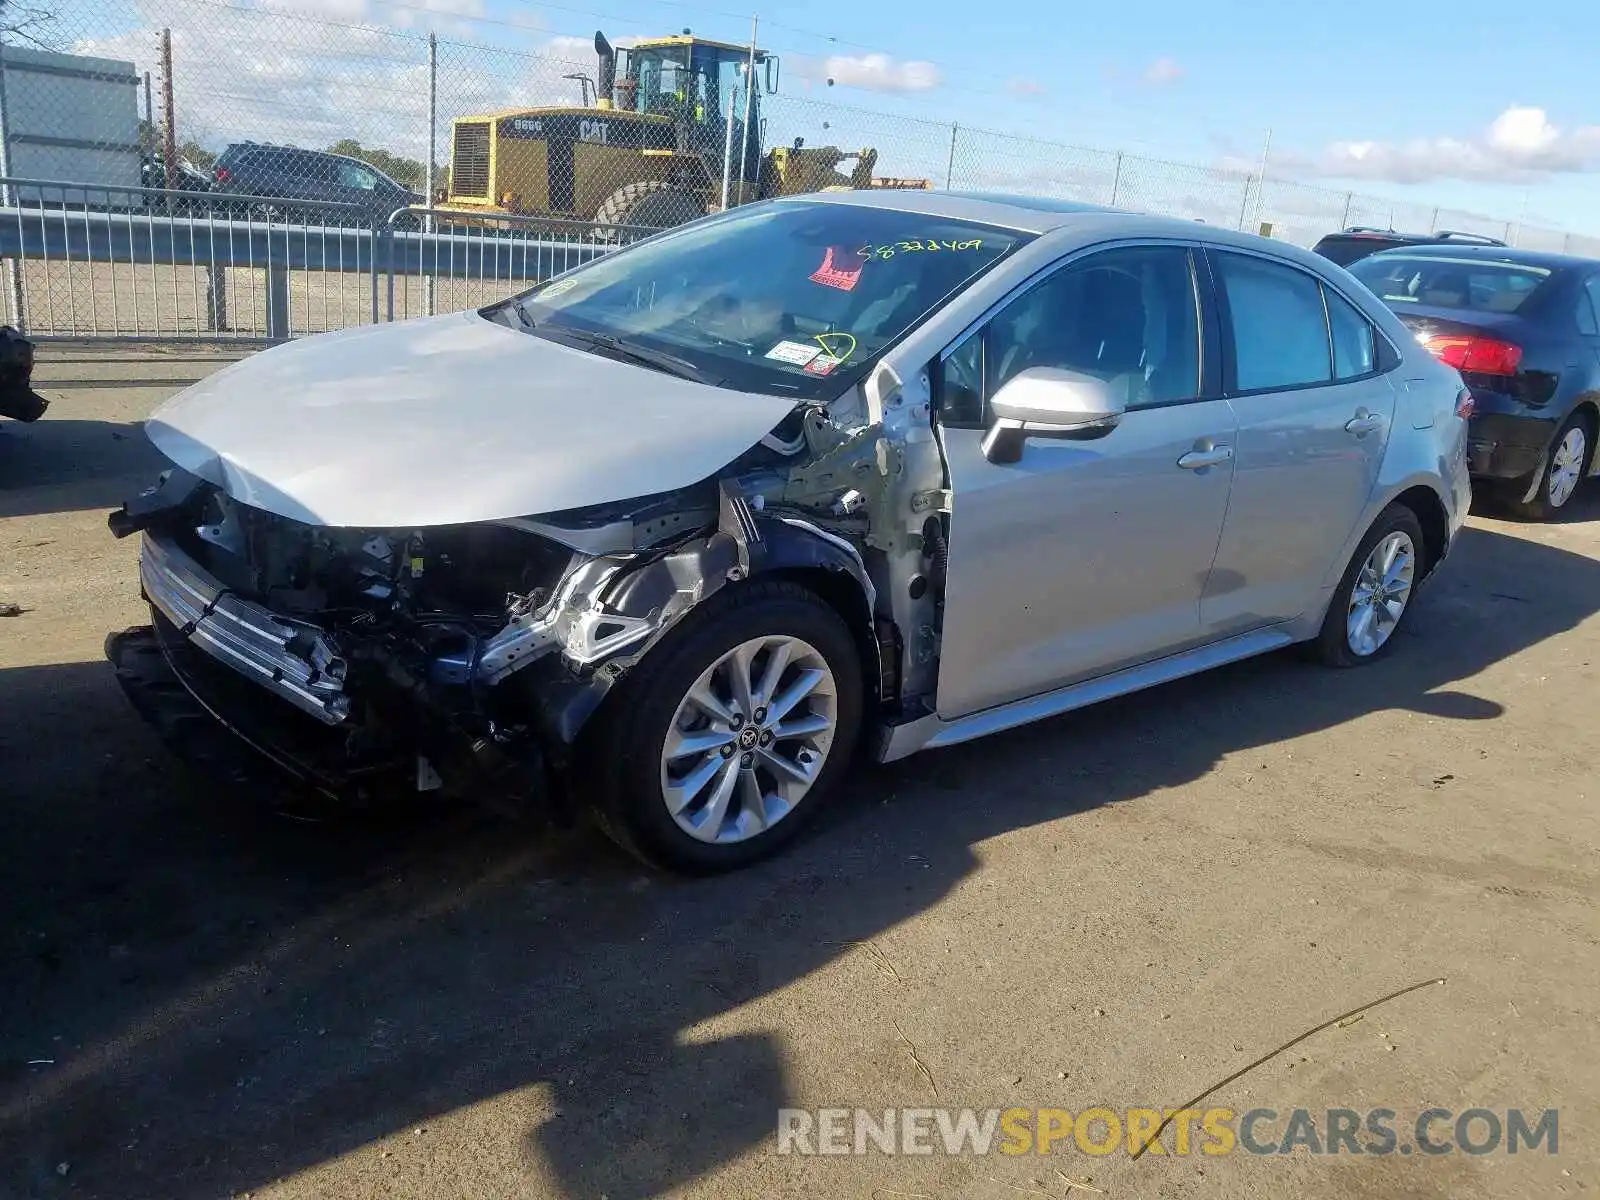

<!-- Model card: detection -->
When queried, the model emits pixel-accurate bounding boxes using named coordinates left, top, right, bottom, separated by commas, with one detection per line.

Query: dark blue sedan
left=1349, top=244, right=1600, bottom=519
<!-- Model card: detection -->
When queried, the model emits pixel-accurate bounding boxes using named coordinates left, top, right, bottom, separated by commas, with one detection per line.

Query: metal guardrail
left=0, top=178, right=658, bottom=340
left=379, top=204, right=655, bottom=324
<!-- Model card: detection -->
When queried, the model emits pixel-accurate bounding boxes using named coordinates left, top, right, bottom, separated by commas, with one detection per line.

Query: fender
left=519, top=480, right=882, bottom=748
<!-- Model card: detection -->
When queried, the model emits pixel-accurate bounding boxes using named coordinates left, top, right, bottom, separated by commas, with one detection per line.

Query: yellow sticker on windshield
left=857, top=238, right=984, bottom=260
left=812, top=331, right=857, bottom=363
left=541, top=277, right=580, bottom=298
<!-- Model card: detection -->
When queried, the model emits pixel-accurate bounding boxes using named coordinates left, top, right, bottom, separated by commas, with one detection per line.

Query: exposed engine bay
left=108, top=373, right=951, bottom=818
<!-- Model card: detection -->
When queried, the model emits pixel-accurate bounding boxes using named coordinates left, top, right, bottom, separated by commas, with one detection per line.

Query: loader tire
left=593, top=181, right=703, bottom=240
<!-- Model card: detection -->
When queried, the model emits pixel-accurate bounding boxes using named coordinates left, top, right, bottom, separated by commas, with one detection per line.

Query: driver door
left=934, top=243, right=1240, bottom=718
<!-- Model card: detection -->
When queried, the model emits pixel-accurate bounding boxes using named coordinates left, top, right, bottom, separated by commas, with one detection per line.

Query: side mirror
left=980, top=367, right=1125, bottom=464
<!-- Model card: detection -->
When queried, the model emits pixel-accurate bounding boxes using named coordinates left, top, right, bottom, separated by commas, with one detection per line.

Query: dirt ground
left=1, top=345, right=1597, bottom=1200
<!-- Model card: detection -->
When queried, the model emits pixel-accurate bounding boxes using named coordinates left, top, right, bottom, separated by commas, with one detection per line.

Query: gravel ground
left=1, top=345, right=1597, bottom=1200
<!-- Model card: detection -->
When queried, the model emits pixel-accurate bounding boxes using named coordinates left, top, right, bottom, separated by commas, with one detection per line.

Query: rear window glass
left=1349, top=254, right=1550, bottom=314
left=1313, top=236, right=1406, bottom=267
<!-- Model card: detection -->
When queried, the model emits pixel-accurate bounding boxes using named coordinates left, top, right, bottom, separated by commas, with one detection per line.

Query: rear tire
left=1312, top=503, right=1426, bottom=668
left=586, top=580, right=863, bottom=874
left=593, top=180, right=704, bottom=240
left=1502, top=410, right=1592, bottom=520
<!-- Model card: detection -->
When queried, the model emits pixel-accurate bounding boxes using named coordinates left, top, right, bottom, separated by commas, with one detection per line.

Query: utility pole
left=0, top=36, right=22, bottom=330
left=1252, top=128, right=1271, bottom=231
left=735, top=15, right=757, bottom=209
left=719, top=45, right=739, bottom=210
left=424, top=32, right=437, bottom=315
left=159, top=28, right=178, bottom=195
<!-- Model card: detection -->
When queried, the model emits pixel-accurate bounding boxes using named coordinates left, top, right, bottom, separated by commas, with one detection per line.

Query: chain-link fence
left=3, top=0, right=1598, bottom=338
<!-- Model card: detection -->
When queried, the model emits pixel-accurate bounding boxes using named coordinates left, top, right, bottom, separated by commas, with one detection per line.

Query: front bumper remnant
left=106, top=620, right=397, bottom=801
left=140, top=531, right=351, bottom=724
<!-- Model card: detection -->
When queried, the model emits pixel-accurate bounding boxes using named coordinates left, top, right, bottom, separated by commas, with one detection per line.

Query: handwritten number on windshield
left=857, top=238, right=984, bottom=260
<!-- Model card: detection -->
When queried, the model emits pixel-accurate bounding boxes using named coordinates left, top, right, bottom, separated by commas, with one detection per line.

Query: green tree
left=180, top=141, right=216, bottom=170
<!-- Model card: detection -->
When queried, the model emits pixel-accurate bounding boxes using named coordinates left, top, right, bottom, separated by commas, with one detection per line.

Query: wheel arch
left=1569, top=400, right=1600, bottom=472
left=1389, top=483, right=1451, bottom=578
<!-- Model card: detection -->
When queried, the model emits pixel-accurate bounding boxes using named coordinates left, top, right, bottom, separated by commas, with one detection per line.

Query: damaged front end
left=104, top=385, right=936, bottom=818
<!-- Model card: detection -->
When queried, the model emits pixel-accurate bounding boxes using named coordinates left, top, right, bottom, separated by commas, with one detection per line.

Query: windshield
left=1349, top=253, right=1551, bottom=314
left=513, top=201, right=1032, bottom=398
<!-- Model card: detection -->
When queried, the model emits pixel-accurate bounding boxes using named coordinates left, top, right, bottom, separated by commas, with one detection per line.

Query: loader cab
left=609, top=35, right=775, bottom=186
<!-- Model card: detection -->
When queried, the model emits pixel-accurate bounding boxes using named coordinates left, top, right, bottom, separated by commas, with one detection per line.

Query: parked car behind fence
left=211, top=142, right=424, bottom=225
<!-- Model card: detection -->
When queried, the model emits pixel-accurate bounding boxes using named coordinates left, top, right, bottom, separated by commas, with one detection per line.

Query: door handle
left=1177, top=446, right=1233, bottom=470
left=1345, top=410, right=1384, bottom=436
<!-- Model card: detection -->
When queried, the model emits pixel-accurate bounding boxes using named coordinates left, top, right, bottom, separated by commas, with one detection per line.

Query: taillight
left=1422, top=334, right=1523, bottom=376
left=1455, top=387, right=1475, bottom=419
left=214, top=167, right=231, bottom=184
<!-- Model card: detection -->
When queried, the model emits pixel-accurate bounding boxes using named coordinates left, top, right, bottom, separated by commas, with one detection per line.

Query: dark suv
left=1312, top=226, right=1506, bottom=267
left=212, top=143, right=422, bottom=225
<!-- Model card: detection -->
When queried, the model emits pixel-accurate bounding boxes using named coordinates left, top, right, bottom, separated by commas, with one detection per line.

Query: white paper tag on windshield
left=764, top=340, right=821, bottom=367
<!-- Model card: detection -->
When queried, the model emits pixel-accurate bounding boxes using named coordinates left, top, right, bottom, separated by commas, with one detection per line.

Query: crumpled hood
left=145, top=309, right=799, bottom=528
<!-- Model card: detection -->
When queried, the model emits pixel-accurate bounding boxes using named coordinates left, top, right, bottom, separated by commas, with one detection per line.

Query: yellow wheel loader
left=431, top=31, right=929, bottom=233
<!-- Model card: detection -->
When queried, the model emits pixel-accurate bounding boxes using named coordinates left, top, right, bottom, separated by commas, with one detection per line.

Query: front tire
left=587, top=580, right=864, bottom=874
left=1312, top=503, right=1425, bottom=668
left=1503, top=411, right=1592, bottom=520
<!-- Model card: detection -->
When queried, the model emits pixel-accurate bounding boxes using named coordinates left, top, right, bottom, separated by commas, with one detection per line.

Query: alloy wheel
left=1347, top=531, right=1416, bottom=657
left=658, top=635, right=838, bottom=844
left=1547, top=426, right=1586, bottom=510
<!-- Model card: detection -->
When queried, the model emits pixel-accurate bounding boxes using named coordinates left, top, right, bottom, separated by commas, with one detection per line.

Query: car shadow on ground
left=0, top=418, right=166, bottom=519
left=1, top=519, right=1598, bottom=1198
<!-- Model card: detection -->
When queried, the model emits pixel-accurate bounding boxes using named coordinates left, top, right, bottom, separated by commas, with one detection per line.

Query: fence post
left=0, top=41, right=24, bottom=332
left=424, top=33, right=437, bottom=317
left=1340, top=191, right=1353, bottom=229
left=369, top=219, right=381, bottom=324
left=1235, top=177, right=1252, bottom=231
left=1109, top=152, right=1123, bottom=206
left=205, top=263, right=227, bottom=332
left=384, top=221, right=396, bottom=322
left=265, top=265, right=289, bottom=339
left=1429, top=206, right=1439, bottom=232
left=945, top=122, right=958, bottom=190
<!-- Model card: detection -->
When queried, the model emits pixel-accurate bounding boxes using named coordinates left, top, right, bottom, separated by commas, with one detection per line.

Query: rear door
left=1201, top=248, right=1397, bottom=633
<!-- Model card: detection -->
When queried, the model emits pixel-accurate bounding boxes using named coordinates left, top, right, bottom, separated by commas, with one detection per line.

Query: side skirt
left=876, top=625, right=1297, bottom=763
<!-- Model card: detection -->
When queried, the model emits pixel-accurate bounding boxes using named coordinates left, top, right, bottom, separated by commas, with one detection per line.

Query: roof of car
left=780, top=187, right=1301, bottom=250
left=1357, top=243, right=1600, bottom=271
left=780, top=187, right=1134, bottom=231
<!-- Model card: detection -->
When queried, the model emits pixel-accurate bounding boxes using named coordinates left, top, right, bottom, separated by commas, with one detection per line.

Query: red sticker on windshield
left=810, top=246, right=864, bottom=292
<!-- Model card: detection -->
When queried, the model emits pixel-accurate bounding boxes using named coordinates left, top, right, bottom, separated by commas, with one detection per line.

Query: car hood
left=145, top=310, right=800, bottom=528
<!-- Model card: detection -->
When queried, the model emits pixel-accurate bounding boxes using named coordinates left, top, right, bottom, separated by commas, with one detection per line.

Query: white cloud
left=794, top=53, right=941, bottom=93
left=1143, top=57, right=1182, bottom=85
left=1274, top=106, right=1600, bottom=185
left=1007, top=78, right=1046, bottom=99
left=74, top=0, right=577, bottom=161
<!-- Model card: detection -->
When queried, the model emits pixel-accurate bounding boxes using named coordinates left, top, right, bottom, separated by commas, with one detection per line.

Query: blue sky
left=70, top=0, right=1600, bottom=234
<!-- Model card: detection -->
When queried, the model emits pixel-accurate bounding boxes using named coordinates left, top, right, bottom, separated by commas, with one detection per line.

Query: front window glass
left=631, top=47, right=691, bottom=116
left=983, top=246, right=1199, bottom=411
left=1348, top=253, right=1551, bottom=314
left=514, top=201, right=1032, bottom=399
